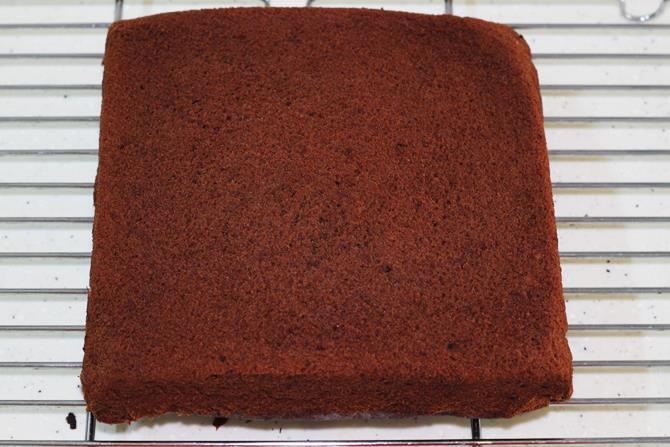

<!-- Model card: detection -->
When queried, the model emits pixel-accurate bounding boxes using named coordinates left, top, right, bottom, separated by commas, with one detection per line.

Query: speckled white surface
left=0, top=0, right=669, bottom=443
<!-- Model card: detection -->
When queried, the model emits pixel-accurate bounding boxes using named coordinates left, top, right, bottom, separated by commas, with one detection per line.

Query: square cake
left=82, top=7, right=572, bottom=423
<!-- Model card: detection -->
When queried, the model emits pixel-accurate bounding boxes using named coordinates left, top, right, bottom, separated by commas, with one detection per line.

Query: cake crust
left=82, top=7, right=572, bottom=424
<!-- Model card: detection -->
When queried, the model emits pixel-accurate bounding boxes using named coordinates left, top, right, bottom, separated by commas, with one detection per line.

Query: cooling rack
left=1, top=0, right=669, bottom=445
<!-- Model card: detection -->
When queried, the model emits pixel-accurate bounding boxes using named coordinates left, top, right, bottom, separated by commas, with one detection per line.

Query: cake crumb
left=212, top=417, right=228, bottom=429
left=66, top=413, right=77, bottom=430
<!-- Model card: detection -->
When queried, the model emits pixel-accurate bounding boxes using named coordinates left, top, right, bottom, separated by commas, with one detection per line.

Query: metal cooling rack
left=1, top=0, right=669, bottom=445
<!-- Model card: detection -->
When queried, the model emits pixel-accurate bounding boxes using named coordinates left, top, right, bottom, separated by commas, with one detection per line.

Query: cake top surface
left=85, top=7, right=569, bottom=387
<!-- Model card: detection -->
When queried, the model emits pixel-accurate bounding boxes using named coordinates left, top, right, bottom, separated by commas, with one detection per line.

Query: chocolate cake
left=82, top=7, right=572, bottom=424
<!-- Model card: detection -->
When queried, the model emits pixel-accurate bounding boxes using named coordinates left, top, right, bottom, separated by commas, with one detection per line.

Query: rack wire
left=0, top=0, right=669, bottom=445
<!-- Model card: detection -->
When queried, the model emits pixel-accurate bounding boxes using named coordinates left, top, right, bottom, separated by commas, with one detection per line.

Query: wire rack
left=1, top=0, right=669, bottom=445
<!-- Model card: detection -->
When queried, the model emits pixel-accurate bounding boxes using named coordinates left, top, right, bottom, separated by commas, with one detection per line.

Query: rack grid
left=0, top=0, right=669, bottom=445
